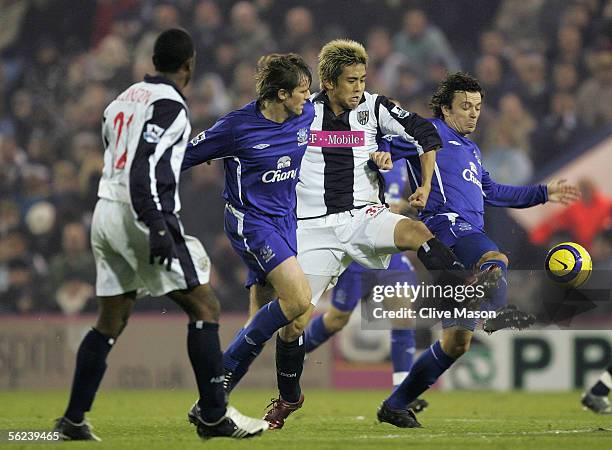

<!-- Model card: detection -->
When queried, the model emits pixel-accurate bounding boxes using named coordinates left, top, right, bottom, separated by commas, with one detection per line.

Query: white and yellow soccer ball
left=545, top=242, right=592, bottom=288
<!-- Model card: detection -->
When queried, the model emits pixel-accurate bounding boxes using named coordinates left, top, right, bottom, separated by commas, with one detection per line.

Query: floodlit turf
left=2, top=389, right=612, bottom=449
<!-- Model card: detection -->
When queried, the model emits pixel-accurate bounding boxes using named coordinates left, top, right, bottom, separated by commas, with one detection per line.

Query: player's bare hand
left=369, top=151, right=393, bottom=170
left=408, top=186, right=431, bottom=209
left=547, top=178, right=580, bottom=205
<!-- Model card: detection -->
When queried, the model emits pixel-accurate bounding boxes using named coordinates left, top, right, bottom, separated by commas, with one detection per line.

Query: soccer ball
left=545, top=242, right=592, bottom=288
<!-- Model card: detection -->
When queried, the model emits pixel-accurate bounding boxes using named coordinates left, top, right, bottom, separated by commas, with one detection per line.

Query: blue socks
left=224, top=299, right=289, bottom=374
left=391, top=329, right=415, bottom=386
left=222, top=328, right=266, bottom=393
left=386, top=340, right=455, bottom=409
left=480, top=259, right=508, bottom=311
left=304, top=314, right=335, bottom=353
left=188, top=321, right=226, bottom=423
left=64, top=328, right=114, bottom=423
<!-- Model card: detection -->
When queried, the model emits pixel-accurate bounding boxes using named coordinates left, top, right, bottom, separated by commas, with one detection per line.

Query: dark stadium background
left=1, top=0, right=611, bottom=393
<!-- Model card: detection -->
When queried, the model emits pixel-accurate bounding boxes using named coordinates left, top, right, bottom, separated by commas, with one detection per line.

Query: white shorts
left=91, top=198, right=210, bottom=298
left=297, top=204, right=404, bottom=278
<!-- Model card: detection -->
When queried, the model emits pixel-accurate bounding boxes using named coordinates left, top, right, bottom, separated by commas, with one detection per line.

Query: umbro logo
left=253, top=143, right=270, bottom=149
left=448, top=140, right=461, bottom=146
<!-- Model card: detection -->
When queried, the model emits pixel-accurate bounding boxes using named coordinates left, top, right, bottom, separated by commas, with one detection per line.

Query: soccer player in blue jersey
left=303, top=136, right=427, bottom=412
left=182, top=53, right=316, bottom=418
left=377, top=72, right=580, bottom=428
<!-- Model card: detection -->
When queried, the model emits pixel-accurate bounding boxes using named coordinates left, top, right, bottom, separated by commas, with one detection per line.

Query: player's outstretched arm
left=182, top=115, right=235, bottom=171
left=546, top=178, right=581, bottom=205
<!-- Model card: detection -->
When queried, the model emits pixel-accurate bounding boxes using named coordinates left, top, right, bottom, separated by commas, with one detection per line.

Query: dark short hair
left=429, top=72, right=483, bottom=119
left=152, top=28, right=194, bottom=73
left=255, top=53, right=312, bottom=102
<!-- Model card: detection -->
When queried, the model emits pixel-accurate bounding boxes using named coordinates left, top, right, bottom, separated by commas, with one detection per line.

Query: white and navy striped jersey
left=98, top=75, right=190, bottom=227
left=296, top=91, right=441, bottom=219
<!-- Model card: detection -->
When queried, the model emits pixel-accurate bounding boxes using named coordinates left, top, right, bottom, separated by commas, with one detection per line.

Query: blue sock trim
left=304, top=315, right=335, bottom=353
left=480, top=259, right=508, bottom=310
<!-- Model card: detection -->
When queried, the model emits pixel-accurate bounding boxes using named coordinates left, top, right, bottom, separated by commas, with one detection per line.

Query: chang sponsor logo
left=261, top=156, right=298, bottom=183
left=462, top=161, right=482, bottom=189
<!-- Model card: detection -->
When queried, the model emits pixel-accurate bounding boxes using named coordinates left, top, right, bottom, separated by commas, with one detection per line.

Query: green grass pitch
left=2, top=389, right=612, bottom=449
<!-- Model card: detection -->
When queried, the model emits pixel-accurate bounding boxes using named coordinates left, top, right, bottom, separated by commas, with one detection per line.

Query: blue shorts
left=224, top=205, right=297, bottom=288
left=331, top=253, right=417, bottom=312
left=424, top=214, right=499, bottom=330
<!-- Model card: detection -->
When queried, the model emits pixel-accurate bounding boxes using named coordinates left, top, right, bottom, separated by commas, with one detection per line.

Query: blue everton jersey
left=182, top=100, right=315, bottom=216
left=389, top=118, right=547, bottom=231
left=378, top=137, right=408, bottom=205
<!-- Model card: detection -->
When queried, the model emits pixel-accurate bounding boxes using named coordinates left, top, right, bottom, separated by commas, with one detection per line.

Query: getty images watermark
left=369, top=281, right=493, bottom=320
left=367, top=281, right=496, bottom=321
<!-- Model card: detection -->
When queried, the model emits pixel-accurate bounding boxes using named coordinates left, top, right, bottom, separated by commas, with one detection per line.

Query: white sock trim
left=600, top=371, right=612, bottom=389
left=393, top=371, right=409, bottom=386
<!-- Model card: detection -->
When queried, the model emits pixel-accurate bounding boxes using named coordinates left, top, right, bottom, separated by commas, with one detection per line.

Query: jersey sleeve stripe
left=129, top=99, right=186, bottom=226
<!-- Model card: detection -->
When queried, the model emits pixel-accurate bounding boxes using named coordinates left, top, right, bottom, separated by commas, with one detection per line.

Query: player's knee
left=283, top=284, right=312, bottom=319
left=395, top=219, right=433, bottom=250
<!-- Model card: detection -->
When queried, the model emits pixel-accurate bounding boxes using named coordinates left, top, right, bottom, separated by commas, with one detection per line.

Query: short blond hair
left=318, top=39, right=368, bottom=90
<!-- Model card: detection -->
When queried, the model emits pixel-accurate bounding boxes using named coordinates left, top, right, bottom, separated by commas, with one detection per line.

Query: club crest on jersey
left=357, top=110, right=369, bottom=125
left=473, top=149, right=482, bottom=165
left=259, top=244, right=276, bottom=263
left=143, top=124, right=165, bottom=143
left=297, top=127, right=309, bottom=146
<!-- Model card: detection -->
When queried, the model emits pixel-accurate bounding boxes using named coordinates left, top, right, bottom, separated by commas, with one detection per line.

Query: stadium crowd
left=0, top=0, right=611, bottom=315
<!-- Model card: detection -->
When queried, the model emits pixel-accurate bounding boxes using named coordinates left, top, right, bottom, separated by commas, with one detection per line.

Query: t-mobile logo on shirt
left=309, top=130, right=365, bottom=147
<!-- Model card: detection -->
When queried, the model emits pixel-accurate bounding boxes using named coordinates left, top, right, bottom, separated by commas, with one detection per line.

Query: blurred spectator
left=474, top=55, right=507, bottom=109
left=192, top=1, right=223, bottom=73
left=0, top=200, right=20, bottom=235
left=531, top=179, right=612, bottom=250
left=47, top=221, right=96, bottom=315
left=393, top=9, right=460, bottom=78
left=227, top=1, right=276, bottom=62
left=511, top=52, right=550, bottom=118
left=551, top=62, right=579, bottom=93
left=281, top=6, right=316, bottom=52
left=495, top=0, right=546, bottom=51
left=482, top=93, right=536, bottom=158
left=576, top=49, right=612, bottom=128
left=548, top=25, right=586, bottom=76
left=530, top=92, right=584, bottom=167
left=365, top=27, right=407, bottom=94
